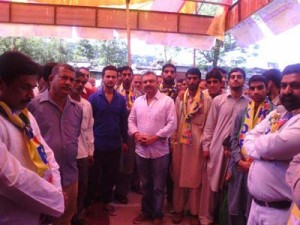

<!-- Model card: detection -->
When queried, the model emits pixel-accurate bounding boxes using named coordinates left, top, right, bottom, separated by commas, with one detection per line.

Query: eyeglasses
left=163, top=70, right=175, bottom=74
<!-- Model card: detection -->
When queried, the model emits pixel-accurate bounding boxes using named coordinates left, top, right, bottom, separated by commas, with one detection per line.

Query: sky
left=131, top=23, right=300, bottom=71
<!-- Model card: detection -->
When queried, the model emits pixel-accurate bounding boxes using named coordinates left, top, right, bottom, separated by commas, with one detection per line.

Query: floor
left=84, top=191, right=192, bottom=225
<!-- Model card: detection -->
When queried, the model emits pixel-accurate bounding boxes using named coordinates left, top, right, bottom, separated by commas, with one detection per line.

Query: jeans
left=86, top=148, right=121, bottom=204
left=136, top=154, right=169, bottom=218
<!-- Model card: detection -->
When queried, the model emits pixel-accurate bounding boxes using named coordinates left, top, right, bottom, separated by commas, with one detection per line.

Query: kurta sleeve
left=228, top=110, right=244, bottom=173
left=0, top=140, right=64, bottom=217
left=245, top=111, right=300, bottom=161
left=286, top=153, right=300, bottom=208
left=202, top=97, right=219, bottom=152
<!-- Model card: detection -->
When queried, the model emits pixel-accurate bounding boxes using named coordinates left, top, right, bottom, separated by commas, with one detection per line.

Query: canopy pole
left=126, top=0, right=131, bottom=66
left=193, top=49, right=196, bottom=67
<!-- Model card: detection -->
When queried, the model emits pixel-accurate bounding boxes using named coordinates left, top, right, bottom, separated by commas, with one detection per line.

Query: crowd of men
left=1, top=50, right=300, bottom=225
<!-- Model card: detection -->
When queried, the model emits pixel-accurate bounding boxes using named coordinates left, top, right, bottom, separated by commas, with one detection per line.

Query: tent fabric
left=2, top=0, right=300, bottom=49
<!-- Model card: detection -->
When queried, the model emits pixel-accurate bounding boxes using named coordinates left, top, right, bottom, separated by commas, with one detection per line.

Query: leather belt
left=254, top=198, right=291, bottom=209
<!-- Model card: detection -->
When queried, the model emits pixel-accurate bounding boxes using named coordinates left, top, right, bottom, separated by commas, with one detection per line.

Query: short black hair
left=262, top=69, right=281, bottom=89
left=51, top=64, right=75, bottom=76
left=142, top=71, right=157, bottom=80
left=186, top=67, right=201, bottom=79
left=0, top=51, right=40, bottom=84
left=228, top=67, right=246, bottom=79
left=214, top=66, right=227, bottom=75
left=206, top=68, right=222, bottom=82
left=75, top=70, right=86, bottom=78
left=41, top=62, right=57, bottom=82
left=102, top=65, right=118, bottom=78
left=282, top=64, right=300, bottom=77
left=120, top=66, right=133, bottom=74
left=162, top=63, right=176, bottom=72
left=248, top=75, right=267, bottom=88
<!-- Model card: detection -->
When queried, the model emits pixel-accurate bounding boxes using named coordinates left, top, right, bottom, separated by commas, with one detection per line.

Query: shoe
left=171, top=212, right=184, bottom=224
left=103, top=203, right=117, bottom=216
left=153, top=218, right=162, bottom=225
left=133, top=212, right=151, bottom=224
left=114, top=194, right=129, bottom=204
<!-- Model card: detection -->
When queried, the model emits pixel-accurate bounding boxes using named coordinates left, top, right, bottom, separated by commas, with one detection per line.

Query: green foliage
left=196, top=34, right=260, bottom=70
left=99, top=39, right=128, bottom=67
left=0, top=34, right=259, bottom=71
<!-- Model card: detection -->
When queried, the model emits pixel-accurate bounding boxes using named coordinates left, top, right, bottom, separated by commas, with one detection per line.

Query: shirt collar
left=39, top=89, right=76, bottom=106
left=226, top=92, right=248, bottom=100
left=142, top=89, right=163, bottom=100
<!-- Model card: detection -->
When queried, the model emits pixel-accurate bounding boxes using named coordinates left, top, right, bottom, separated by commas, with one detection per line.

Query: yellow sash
left=239, top=99, right=274, bottom=159
left=180, top=87, right=203, bottom=145
left=0, top=102, right=51, bottom=180
left=119, top=85, right=136, bottom=110
left=288, top=203, right=300, bottom=225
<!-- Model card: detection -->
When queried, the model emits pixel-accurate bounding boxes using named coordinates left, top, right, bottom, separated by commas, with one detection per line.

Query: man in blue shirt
left=87, top=65, right=128, bottom=216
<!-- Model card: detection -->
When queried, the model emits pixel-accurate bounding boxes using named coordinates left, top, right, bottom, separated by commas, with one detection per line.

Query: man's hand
left=133, top=132, right=143, bottom=143
left=203, top=151, right=210, bottom=160
left=141, top=135, right=159, bottom=146
left=225, top=172, right=231, bottom=182
left=122, top=143, right=129, bottom=153
left=87, top=155, right=94, bottom=167
left=224, top=147, right=231, bottom=158
left=237, top=160, right=251, bottom=172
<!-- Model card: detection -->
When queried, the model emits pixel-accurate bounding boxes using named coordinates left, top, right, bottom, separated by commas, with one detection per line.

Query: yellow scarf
left=288, top=203, right=300, bottom=225
left=0, top=102, right=51, bottom=180
left=160, top=83, right=178, bottom=100
left=180, top=87, right=203, bottom=145
left=239, top=99, right=274, bottom=160
left=268, top=111, right=293, bottom=134
left=119, top=84, right=137, bottom=110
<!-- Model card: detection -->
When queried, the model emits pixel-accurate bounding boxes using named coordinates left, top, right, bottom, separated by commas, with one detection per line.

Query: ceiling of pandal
left=0, top=0, right=299, bottom=49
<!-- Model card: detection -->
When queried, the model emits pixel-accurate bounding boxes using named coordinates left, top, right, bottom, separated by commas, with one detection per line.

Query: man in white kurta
left=245, top=63, right=300, bottom=225
left=171, top=68, right=212, bottom=225
left=200, top=68, right=249, bottom=225
left=0, top=51, right=64, bottom=225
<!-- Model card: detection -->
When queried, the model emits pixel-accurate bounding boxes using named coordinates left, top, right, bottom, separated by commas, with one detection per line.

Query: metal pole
left=126, top=0, right=131, bottom=66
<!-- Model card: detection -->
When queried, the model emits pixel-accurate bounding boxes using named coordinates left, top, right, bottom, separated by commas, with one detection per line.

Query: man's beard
left=280, top=94, right=300, bottom=111
left=188, top=84, right=198, bottom=92
left=123, top=80, right=131, bottom=90
left=163, top=77, right=175, bottom=87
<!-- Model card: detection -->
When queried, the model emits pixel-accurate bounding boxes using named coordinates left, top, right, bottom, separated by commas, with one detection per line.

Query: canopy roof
left=0, top=0, right=299, bottom=50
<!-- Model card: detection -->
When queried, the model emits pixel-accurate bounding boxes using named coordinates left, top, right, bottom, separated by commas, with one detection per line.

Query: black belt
left=254, top=198, right=291, bottom=209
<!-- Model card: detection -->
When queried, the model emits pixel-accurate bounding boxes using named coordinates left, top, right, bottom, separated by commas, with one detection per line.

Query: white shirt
left=245, top=106, right=300, bottom=202
left=77, top=98, right=94, bottom=159
left=128, top=90, right=177, bottom=159
left=0, top=112, right=64, bottom=225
